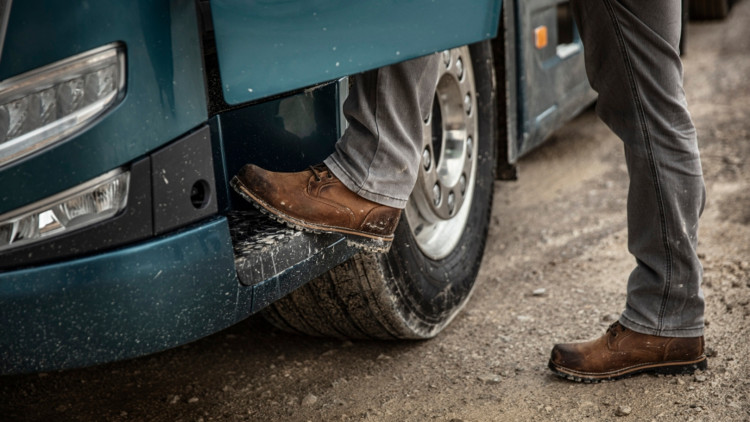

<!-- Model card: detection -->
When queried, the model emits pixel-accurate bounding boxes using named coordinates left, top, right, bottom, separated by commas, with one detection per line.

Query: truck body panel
left=210, top=0, right=502, bottom=104
left=0, top=0, right=207, bottom=213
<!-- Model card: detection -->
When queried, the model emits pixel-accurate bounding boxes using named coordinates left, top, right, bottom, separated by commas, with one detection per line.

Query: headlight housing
left=0, top=43, right=126, bottom=168
left=0, top=169, right=130, bottom=252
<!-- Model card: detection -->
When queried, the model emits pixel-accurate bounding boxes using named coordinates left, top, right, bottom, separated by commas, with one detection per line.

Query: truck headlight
left=0, top=169, right=129, bottom=252
left=0, top=43, right=126, bottom=168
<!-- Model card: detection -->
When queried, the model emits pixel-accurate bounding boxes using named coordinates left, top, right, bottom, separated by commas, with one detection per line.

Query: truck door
left=509, top=0, right=596, bottom=161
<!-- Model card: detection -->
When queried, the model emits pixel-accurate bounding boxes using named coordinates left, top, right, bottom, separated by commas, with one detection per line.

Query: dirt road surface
left=2, top=3, right=749, bottom=421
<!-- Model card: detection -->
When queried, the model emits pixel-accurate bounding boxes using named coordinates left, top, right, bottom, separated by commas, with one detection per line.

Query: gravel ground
left=2, top=3, right=750, bottom=421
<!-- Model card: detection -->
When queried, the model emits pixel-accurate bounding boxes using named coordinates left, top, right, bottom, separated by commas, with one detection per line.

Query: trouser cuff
left=324, top=156, right=409, bottom=209
left=619, top=314, right=704, bottom=338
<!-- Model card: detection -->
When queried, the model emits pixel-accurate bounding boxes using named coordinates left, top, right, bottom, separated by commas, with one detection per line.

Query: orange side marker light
left=535, top=26, right=548, bottom=49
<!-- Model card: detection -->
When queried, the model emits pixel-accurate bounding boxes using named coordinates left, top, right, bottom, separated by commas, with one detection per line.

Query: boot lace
left=309, top=164, right=333, bottom=182
left=607, top=322, right=624, bottom=338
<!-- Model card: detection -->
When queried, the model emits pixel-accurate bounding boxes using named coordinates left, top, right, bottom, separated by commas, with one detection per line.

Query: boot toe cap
left=550, top=343, right=584, bottom=370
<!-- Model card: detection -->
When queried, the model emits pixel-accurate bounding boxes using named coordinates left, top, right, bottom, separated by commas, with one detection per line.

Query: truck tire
left=689, top=0, right=730, bottom=20
left=262, top=41, right=497, bottom=339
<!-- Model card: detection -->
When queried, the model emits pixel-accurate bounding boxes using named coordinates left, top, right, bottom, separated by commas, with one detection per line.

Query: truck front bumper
left=0, top=217, right=251, bottom=374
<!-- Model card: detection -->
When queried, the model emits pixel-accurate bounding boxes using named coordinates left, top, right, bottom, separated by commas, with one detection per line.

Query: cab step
left=227, top=210, right=358, bottom=312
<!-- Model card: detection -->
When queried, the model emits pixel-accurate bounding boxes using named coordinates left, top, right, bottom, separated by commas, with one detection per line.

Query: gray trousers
left=324, top=54, right=440, bottom=209
left=325, top=0, right=705, bottom=337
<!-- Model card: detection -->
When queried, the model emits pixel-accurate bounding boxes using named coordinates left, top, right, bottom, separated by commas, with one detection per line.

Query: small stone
left=705, top=347, right=718, bottom=357
left=188, top=397, right=199, bottom=403
left=376, top=354, right=392, bottom=360
left=120, top=411, right=128, bottom=417
left=615, top=405, right=632, bottom=416
left=694, top=375, right=707, bottom=383
left=477, top=374, right=502, bottom=384
left=532, top=288, right=546, bottom=296
left=301, top=393, right=318, bottom=406
left=516, top=315, right=532, bottom=322
left=169, top=395, right=181, bottom=405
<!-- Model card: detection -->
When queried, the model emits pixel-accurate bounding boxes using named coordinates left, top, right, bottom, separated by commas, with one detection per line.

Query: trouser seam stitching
left=602, top=0, right=673, bottom=335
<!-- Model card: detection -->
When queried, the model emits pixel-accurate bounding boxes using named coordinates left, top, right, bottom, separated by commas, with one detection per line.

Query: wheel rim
left=405, top=46, right=478, bottom=260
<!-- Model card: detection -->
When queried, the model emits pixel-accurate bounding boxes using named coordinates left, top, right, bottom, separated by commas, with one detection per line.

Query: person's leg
left=231, top=54, right=440, bottom=251
left=578, top=0, right=706, bottom=336
left=549, top=0, right=707, bottom=381
left=325, top=54, right=441, bottom=209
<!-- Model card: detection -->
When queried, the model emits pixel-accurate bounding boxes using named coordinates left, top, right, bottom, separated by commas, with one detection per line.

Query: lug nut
left=422, top=148, right=431, bottom=170
left=433, top=183, right=441, bottom=206
left=466, top=137, right=473, bottom=159
left=456, top=58, right=464, bottom=80
left=448, top=192, right=456, bottom=214
left=442, top=50, right=451, bottom=67
left=459, top=174, right=467, bottom=194
left=464, top=93, right=472, bottom=115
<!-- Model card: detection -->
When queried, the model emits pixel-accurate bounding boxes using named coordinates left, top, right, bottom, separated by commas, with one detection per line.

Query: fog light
left=0, top=43, right=126, bottom=168
left=0, top=169, right=129, bottom=251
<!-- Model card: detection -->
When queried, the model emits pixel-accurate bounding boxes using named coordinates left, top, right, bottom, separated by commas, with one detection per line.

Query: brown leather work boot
left=548, top=322, right=707, bottom=383
left=231, top=164, right=401, bottom=252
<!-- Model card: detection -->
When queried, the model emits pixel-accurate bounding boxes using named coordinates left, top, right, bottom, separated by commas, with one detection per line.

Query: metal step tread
left=227, top=210, right=356, bottom=289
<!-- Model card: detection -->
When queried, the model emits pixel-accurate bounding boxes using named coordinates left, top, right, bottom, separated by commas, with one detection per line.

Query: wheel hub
left=405, top=47, right=478, bottom=260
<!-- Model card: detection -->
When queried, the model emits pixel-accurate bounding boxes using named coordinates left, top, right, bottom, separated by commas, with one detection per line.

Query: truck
left=0, top=0, right=711, bottom=374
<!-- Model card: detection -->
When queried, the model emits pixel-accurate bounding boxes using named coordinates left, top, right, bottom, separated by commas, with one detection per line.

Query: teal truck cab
left=0, top=0, right=595, bottom=373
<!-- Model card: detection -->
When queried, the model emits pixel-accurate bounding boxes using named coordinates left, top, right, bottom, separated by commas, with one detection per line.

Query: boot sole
left=548, top=356, right=708, bottom=383
left=230, top=176, right=394, bottom=253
